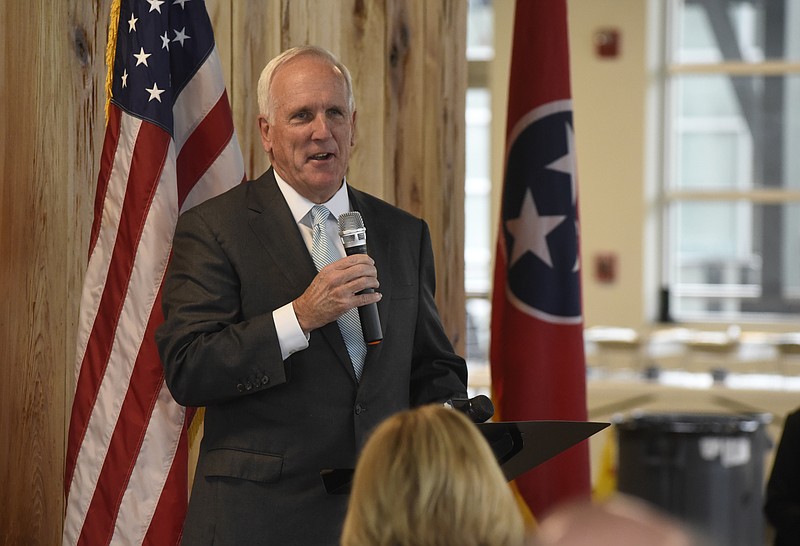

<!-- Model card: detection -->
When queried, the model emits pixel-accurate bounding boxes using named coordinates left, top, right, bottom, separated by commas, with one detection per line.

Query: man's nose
left=311, top=114, right=332, bottom=138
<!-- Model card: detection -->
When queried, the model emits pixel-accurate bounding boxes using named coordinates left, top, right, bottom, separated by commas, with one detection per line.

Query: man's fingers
left=295, top=254, right=381, bottom=332
left=358, top=291, right=382, bottom=307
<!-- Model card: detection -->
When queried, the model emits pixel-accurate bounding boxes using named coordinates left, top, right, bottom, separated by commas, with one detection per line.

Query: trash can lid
left=613, top=412, right=768, bottom=434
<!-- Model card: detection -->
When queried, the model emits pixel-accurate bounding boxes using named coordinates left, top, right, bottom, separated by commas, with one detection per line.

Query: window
left=466, top=0, right=493, bottom=373
left=661, top=0, right=800, bottom=321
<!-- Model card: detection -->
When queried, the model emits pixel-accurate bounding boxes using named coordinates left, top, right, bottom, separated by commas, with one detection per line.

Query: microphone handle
left=357, top=299, right=382, bottom=345
left=342, top=243, right=383, bottom=345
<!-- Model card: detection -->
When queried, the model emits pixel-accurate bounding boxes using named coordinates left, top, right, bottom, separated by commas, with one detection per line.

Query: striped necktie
left=310, top=205, right=366, bottom=380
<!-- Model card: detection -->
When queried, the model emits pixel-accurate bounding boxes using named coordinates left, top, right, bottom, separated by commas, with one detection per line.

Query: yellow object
left=593, top=428, right=618, bottom=500
left=105, top=0, right=121, bottom=121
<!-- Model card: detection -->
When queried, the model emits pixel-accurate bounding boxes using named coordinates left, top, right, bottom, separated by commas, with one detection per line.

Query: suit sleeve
left=155, top=206, right=288, bottom=407
left=407, top=221, right=468, bottom=406
left=764, top=410, right=800, bottom=537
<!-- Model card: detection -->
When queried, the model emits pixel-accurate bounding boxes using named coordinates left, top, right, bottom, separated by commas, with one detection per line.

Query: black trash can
left=615, top=412, right=770, bottom=546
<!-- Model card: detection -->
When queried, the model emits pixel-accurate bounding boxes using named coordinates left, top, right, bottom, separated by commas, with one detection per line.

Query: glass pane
left=464, top=194, right=491, bottom=293
left=671, top=74, right=800, bottom=190
left=465, top=88, right=492, bottom=294
left=466, top=297, right=491, bottom=364
left=673, top=0, right=800, bottom=63
left=679, top=132, right=742, bottom=189
left=467, top=0, right=494, bottom=61
left=466, top=89, right=491, bottom=180
left=668, top=201, right=800, bottom=318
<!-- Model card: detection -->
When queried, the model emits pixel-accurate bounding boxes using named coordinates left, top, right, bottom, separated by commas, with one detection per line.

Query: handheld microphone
left=338, top=211, right=383, bottom=345
left=448, top=395, right=495, bottom=423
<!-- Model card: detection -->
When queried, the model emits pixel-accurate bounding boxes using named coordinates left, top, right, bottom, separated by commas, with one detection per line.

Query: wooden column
left=0, top=1, right=108, bottom=544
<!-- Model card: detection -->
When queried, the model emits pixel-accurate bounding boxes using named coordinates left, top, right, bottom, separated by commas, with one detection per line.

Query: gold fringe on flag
left=187, top=407, right=205, bottom=492
left=188, top=406, right=205, bottom=448
left=592, top=428, right=618, bottom=500
left=491, top=389, right=538, bottom=529
left=510, top=479, right=537, bottom=530
left=104, top=0, right=121, bottom=123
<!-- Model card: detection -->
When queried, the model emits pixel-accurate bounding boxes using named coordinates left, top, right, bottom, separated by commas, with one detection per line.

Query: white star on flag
left=545, top=123, right=577, bottom=205
left=121, top=69, right=128, bottom=88
left=543, top=122, right=580, bottom=272
left=173, top=27, right=190, bottom=46
left=128, top=14, right=138, bottom=32
left=133, top=47, right=151, bottom=66
left=160, top=32, right=170, bottom=50
left=147, top=0, right=165, bottom=13
left=505, top=188, right=566, bottom=268
left=145, top=82, right=165, bottom=102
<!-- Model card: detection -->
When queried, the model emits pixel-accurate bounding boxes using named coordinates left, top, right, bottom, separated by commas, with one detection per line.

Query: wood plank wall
left=0, top=1, right=465, bottom=543
left=0, top=1, right=107, bottom=544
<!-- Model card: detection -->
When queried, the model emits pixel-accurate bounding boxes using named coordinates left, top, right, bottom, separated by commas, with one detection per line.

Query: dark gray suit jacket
left=155, top=169, right=468, bottom=545
left=765, top=408, right=800, bottom=546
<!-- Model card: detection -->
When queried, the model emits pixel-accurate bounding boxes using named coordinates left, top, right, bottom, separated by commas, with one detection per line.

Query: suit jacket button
left=261, top=376, right=269, bottom=385
left=236, top=383, right=245, bottom=392
left=354, top=403, right=365, bottom=415
left=245, top=381, right=253, bottom=391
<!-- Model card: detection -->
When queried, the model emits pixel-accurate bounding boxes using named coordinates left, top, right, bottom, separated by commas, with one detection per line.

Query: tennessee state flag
left=490, top=0, right=589, bottom=518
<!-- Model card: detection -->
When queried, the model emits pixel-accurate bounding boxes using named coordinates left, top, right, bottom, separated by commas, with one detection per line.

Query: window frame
left=659, top=0, right=800, bottom=323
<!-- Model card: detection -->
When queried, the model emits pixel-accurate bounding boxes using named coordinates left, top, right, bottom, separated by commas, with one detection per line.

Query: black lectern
left=321, top=419, right=608, bottom=494
left=477, top=420, right=608, bottom=482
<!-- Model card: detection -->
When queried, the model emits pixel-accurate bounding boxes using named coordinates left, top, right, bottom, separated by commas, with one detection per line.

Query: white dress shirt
left=271, top=172, right=353, bottom=360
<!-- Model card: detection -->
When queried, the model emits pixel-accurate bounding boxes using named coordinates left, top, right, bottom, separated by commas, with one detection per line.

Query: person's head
left=256, top=45, right=356, bottom=204
left=528, top=495, right=704, bottom=546
left=341, top=404, right=526, bottom=546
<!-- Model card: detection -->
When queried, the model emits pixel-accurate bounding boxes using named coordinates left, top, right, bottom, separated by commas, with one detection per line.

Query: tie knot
left=311, top=205, right=331, bottom=227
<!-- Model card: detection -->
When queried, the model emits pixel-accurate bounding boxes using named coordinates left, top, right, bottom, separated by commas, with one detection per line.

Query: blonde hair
left=257, top=45, right=355, bottom=121
left=341, top=405, right=526, bottom=546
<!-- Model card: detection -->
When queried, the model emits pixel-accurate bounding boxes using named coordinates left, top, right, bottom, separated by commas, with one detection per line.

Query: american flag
left=63, top=0, right=244, bottom=544
left=490, top=0, right=589, bottom=518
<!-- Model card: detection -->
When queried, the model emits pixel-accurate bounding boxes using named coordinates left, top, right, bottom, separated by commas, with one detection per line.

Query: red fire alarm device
left=594, top=253, right=618, bottom=283
left=594, top=28, right=620, bottom=58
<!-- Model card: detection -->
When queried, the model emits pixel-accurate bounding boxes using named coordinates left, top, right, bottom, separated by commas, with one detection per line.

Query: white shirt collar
left=273, top=171, right=351, bottom=226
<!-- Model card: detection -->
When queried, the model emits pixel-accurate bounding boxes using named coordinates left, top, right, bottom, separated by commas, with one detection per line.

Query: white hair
left=256, top=45, right=355, bottom=121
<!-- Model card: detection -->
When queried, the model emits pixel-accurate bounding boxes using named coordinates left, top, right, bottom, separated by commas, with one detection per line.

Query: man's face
left=259, top=55, right=356, bottom=204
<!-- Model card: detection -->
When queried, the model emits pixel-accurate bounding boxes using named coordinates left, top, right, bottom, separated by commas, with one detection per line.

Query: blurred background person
left=340, top=404, right=525, bottom=546
left=529, top=494, right=708, bottom=546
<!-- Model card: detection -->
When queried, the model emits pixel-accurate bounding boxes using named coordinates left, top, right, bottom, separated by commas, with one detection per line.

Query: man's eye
left=293, top=112, right=310, bottom=121
left=327, top=109, right=344, bottom=117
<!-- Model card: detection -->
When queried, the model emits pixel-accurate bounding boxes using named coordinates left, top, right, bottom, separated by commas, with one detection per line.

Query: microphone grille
left=338, top=211, right=365, bottom=231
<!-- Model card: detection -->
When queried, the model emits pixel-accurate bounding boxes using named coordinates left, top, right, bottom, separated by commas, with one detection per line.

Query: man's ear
left=350, top=110, right=357, bottom=146
left=258, top=116, right=272, bottom=153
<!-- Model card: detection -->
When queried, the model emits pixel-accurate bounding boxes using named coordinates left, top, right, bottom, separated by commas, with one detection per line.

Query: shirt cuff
left=273, top=302, right=309, bottom=360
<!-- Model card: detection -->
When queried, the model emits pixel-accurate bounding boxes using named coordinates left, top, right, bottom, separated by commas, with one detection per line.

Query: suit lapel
left=247, top=169, right=315, bottom=291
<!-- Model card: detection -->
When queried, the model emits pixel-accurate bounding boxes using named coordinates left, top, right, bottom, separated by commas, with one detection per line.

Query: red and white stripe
left=63, top=45, right=244, bottom=546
